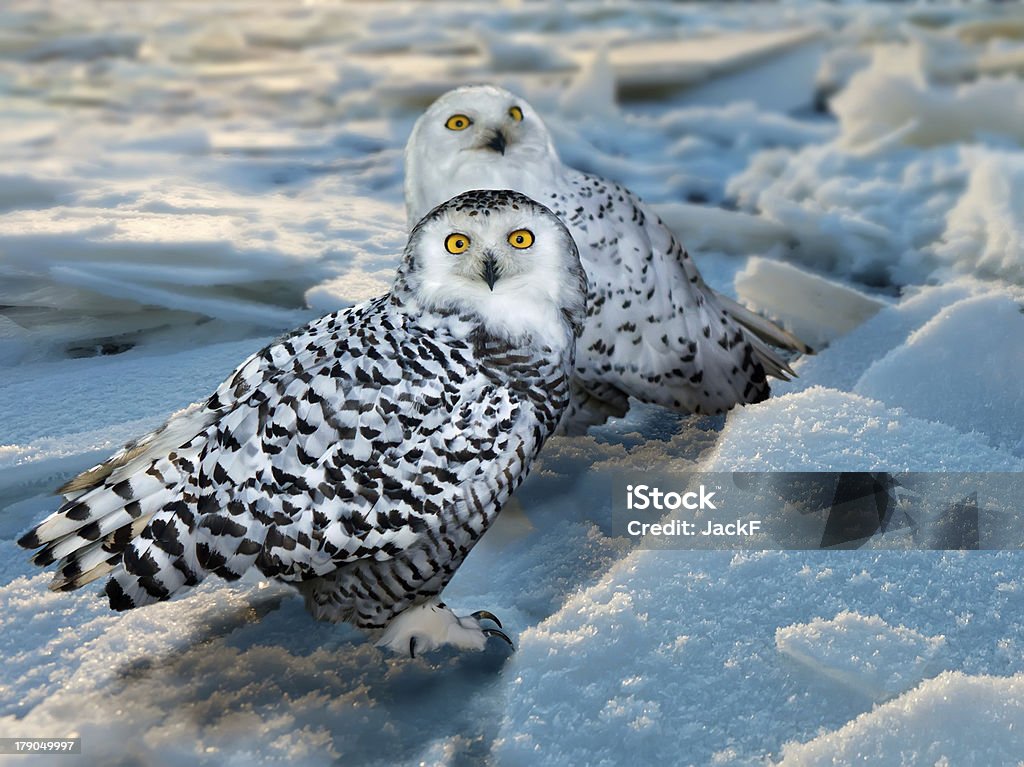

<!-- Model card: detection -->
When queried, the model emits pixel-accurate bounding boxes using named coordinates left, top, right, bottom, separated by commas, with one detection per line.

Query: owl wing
left=563, top=170, right=804, bottom=418
left=19, top=296, right=541, bottom=611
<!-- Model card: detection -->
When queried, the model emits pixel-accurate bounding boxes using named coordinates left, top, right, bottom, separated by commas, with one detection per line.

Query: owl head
left=396, top=189, right=586, bottom=348
left=404, top=85, right=563, bottom=226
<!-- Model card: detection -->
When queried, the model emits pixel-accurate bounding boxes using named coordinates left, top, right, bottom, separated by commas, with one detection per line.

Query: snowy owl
left=19, top=190, right=588, bottom=657
left=405, top=85, right=809, bottom=431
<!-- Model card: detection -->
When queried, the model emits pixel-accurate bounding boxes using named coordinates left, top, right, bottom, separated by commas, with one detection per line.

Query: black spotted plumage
left=18, top=190, right=586, bottom=639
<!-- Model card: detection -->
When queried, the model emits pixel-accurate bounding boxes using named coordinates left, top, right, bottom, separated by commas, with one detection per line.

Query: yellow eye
left=508, top=105, right=523, bottom=122
left=445, top=233, right=471, bottom=254
left=507, top=228, right=534, bottom=249
left=445, top=114, right=472, bottom=131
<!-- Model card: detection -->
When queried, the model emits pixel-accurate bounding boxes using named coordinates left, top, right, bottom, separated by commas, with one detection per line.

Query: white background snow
left=2, top=1, right=1023, bottom=765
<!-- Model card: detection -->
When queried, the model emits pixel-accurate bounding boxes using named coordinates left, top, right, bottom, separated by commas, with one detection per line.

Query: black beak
left=485, top=130, right=507, bottom=155
left=482, top=255, right=500, bottom=291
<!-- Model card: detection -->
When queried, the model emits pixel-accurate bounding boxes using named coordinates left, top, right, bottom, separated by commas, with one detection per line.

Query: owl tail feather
left=17, top=456, right=186, bottom=596
left=716, top=293, right=812, bottom=354
left=715, top=293, right=812, bottom=380
left=17, top=404, right=215, bottom=597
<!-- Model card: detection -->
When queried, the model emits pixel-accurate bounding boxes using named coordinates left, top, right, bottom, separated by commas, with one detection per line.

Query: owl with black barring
left=19, top=189, right=588, bottom=657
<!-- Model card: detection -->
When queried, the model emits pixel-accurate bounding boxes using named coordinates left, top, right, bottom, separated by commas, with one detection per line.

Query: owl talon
left=378, top=600, right=516, bottom=656
left=471, top=609, right=503, bottom=628
left=483, top=627, right=514, bottom=649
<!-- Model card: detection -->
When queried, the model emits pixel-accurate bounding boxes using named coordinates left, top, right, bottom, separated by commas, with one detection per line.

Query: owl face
left=400, top=190, right=586, bottom=346
left=404, top=86, right=563, bottom=225
left=414, top=85, right=549, bottom=158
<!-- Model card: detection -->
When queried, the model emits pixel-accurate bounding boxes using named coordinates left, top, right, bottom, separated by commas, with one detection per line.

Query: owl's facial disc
left=427, top=88, right=548, bottom=163
left=439, top=229, right=531, bottom=292
left=405, top=86, right=564, bottom=226
left=462, top=229, right=533, bottom=290
left=401, top=191, right=585, bottom=346
left=448, top=115, right=512, bottom=156
left=441, top=101, right=520, bottom=156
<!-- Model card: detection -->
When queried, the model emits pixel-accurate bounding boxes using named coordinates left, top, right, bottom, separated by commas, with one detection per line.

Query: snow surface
left=855, top=291, right=1024, bottom=455
left=775, top=612, right=948, bottom=702
left=2, top=1, right=1024, bottom=765
left=777, top=671, right=1024, bottom=766
left=935, top=149, right=1024, bottom=285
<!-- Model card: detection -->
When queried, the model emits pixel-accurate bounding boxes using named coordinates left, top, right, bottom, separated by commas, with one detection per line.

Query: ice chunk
left=782, top=281, right=982, bottom=394
left=705, top=386, right=1024, bottom=472
left=832, top=56, right=1024, bottom=150
left=476, top=28, right=575, bottom=74
left=777, top=671, right=1024, bottom=766
left=609, top=27, right=823, bottom=94
left=734, top=257, right=888, bottom=350
left=935, top=150, right=1024, bottom=286
left=855, top=291, right=1024, bottom=453
left=495, top=546, right=1024, bottom=767
left=651, top=203, right=791, bottom=257
left=560, top=49, right=617, bottom=118
left=776, top=611, right=948, bottom=701
left=727, top=141, right=967, bottom=286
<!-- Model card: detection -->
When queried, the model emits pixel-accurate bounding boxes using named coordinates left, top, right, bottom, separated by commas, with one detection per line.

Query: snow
left=705, top=386, right=1024, bottom=473
left=832, top=55, right=1024, bottom=150
left=0, top=337, right=270, bottom=448
left=559, top=50, right=618, bottom=119
left=779, top=281, right=986, bottom=395
left=493, top=550, right=1024, bottom=767
left=935, top=149, right=1024, bottom=285
left=733, top=256, right=889, bottom=350
left=855, top=291, right=1024, bottom=455
left=775, top=612, right=948, bottom=702
left=727, top=141, right=968, bottom=285
left=777, top=671, right=1024, bottom=766
left=2, top=0, right=1024, bottom=765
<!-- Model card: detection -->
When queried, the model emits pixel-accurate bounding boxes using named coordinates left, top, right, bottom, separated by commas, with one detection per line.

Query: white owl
left=20, top=190, right=588, bottom=657
left=405, top=85, right=809, bottom=431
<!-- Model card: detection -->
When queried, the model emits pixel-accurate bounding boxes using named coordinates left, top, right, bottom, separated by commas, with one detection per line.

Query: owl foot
left=376, top=600, right=514, bottom=657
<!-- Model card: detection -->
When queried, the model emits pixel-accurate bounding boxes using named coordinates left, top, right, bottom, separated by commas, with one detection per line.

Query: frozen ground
left=2, top=1, right=1024, bottom=765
